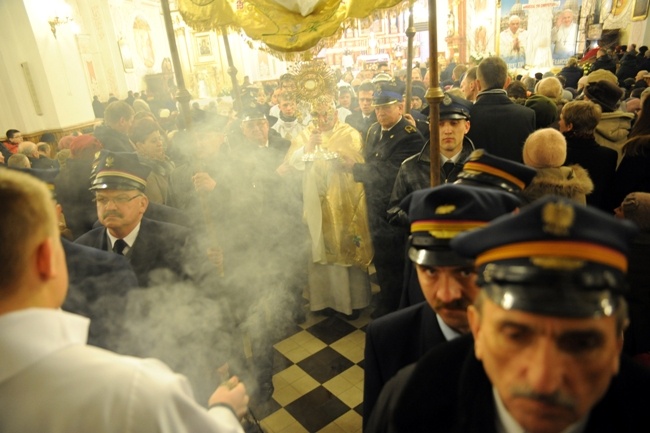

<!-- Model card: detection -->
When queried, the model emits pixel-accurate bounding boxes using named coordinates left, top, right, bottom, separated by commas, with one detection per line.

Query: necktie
left=113, top=239, right=128, bottom=255
left=442, top=161, right=455, bottom=180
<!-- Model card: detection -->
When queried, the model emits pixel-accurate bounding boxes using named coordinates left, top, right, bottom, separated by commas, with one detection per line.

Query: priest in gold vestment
left=286, top=96, right=373, bottom=318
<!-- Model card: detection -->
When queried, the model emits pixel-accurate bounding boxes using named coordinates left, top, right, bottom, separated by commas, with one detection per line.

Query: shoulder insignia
left=405, top=125, right=417, bottom=133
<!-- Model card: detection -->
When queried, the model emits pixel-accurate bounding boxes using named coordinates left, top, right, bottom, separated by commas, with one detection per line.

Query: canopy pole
left=160, top=0, right=192, bottom=129
left=427, top=0, right=445, bottom=187
left=404, top=1, right=415, bottom=111
left=221, top=27, right=243, bottom=112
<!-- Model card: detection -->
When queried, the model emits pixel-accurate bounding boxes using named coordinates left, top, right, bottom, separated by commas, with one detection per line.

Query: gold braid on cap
left=291, top=60, right=337, bottom=106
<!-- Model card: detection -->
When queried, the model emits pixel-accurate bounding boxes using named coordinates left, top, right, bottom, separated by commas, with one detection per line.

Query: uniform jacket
left=75, top=218, right=193, bottom=287
left=388, top=137, right=475, bottom=226
left=363, top=302, right=447, bottom=429
left=0, top=309, right=243, bottom=433
left=564, top=134, right=617, bottom=211
left=467, top=90, right=536, bottom=163
left=61, top=240, right=138, bottom=350
left=353, top=117, right=425, bottom=233
left=366, top=334, right=650, bottom=433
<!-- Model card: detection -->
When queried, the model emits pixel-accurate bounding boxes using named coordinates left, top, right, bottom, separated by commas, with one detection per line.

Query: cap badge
left=105, top=156, right=114, bottom=168
left=542, top=201, right=574, bottom=236
left=442, top=94, right=452, bottom=106
left=435, top=204, right=456, bottom=215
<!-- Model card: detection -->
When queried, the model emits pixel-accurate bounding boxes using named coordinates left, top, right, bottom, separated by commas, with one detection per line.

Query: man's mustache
left=102, top=211, right=123, bottom=219
left=431, top=297, right=471, bottom=312
left=511, top=387, right=577, bottom=411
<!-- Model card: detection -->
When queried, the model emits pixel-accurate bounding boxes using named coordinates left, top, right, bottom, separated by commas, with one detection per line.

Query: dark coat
left=564, top=134, right=617, bottom=211
left=353, top=117, right=425, bottom=233
left=558, top=65, right=584, bottom=89
left=590, top=55, right=617, bottom=75
left=388, top=137, right=475, bottom=226
left=466, top=90, right=536, bottom=163
left=609, top=151, right=650, bottom=211
left=93, top=124, right=136, bottom=152
left=54, top=158, right=97, bottom=238
left=30, top=156, right=58, bottom=170
left=363, top=302, right=447, bottom=429
left=625, top=231, right=650, bottom=357
left=366, top=335, right=650, bottom=433
left=353, top=117, right=425, bottom=310
left=61, top=239, right=139, bottom=350
left=74, top=217, right=193, bottom=287
left=346, top=111, right=377, bottom=140
left=617, top=52, right=640, bottom=82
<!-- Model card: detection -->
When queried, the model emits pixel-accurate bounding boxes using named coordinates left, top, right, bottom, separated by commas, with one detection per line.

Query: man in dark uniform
left=367, top=196, right=650, bottom=433
left=340, top=84, right=425, bottom=318
left=75, top=150, right=195, bottom=287
left=388, top=92, right=475, bottom=223
left=345, top=81, right=377, bottom=140
left=466, top=56, right=536, bottom=163
left=396, top=149, right=538, bottom=308
left=363, top=184, right=520, bottom=428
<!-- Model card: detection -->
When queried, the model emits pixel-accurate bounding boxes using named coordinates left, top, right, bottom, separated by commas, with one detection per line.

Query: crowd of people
left=2, top=48, right=650, bottom=432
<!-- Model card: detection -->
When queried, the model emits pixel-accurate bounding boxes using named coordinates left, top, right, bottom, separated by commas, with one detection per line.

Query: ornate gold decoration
left=105, top=156, right=114, bottom=168
left=442, top=94, right=453, bottom=105
left=177, top=0, right=408, bottom=58
left=292, top=60, right=337, bottom=105
left=542, top=201, right=574, bottom=236
left=435, top=204, right=456, bottom=214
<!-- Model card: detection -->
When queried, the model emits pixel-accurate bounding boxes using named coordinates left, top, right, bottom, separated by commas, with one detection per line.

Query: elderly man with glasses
left=75, top=150, right=194, bottom=287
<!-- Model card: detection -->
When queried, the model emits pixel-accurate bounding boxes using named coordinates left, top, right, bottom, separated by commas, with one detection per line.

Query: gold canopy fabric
left=178, top=0, right=406, bottom=53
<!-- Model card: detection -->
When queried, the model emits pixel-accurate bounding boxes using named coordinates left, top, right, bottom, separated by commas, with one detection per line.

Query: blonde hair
left=0, top=170, right=57, bottom=293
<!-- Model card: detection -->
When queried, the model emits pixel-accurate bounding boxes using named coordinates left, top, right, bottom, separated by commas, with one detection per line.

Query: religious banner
left=499, top=0, right=582, bottom=70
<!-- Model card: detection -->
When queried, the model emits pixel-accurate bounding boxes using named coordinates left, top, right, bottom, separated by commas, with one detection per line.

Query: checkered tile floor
left=249, top=309, right=371, bottom=433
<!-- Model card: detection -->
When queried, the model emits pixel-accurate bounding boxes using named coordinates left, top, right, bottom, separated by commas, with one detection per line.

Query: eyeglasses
left=94, top=194, right=142, bottom=206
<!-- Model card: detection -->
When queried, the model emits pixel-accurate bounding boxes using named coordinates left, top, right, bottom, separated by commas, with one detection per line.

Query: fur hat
left=525, top=95, right=558, bottom=129
left=584, top=80, right=624, bottom=112
left=621, top=192, right=650, bottom=231
left=522, top=129, right=566, bottom=168
left=586, top=69, right=618, bottom=85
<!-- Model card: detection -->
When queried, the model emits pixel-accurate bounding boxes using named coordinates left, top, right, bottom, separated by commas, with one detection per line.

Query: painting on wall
left=632, top=0, right=650, bottom=21
left=133, top=16, right=155, bottom=68
left=196, top=33, right=214, bottom=62
left=118, top=38, right=135, bottom=72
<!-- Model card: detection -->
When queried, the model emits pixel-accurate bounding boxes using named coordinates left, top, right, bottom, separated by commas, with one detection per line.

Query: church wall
left=0, top=0, right=94, bottom=137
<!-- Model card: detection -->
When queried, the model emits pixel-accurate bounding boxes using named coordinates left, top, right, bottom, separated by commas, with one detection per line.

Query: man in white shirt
left=500, top=15, right=528, bottom=68
left=0, top=169, right=249, bottom=433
